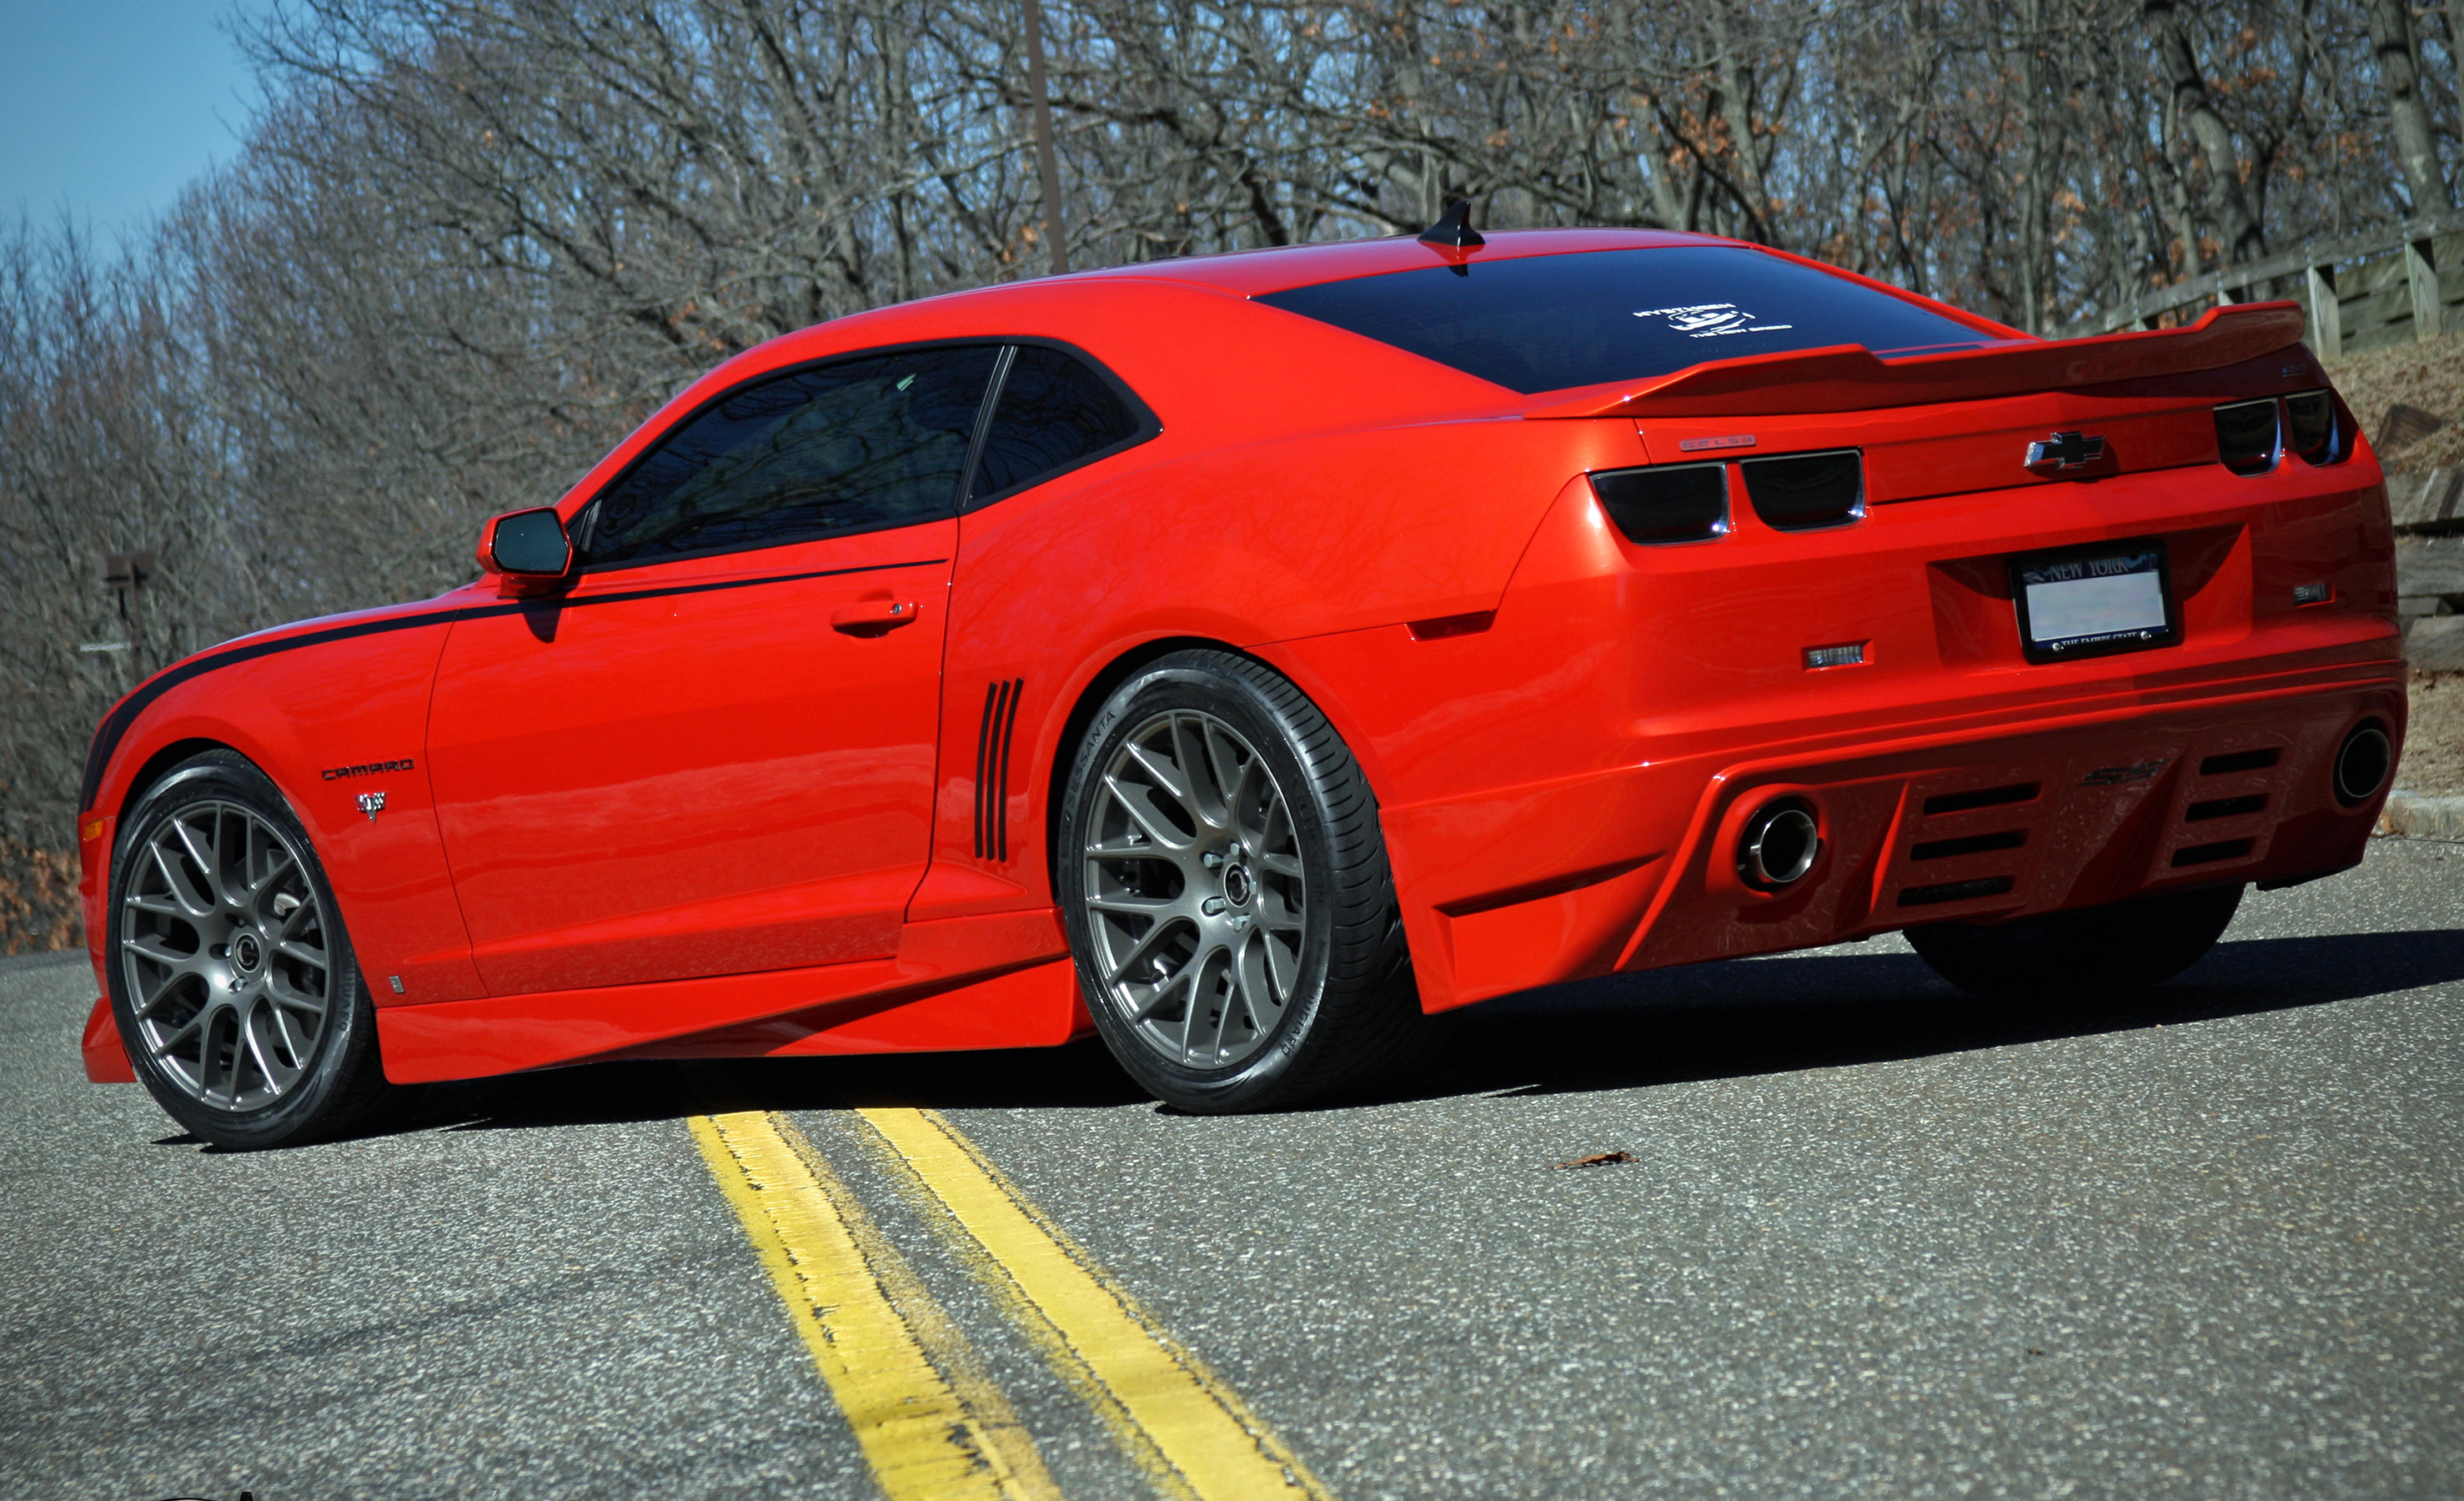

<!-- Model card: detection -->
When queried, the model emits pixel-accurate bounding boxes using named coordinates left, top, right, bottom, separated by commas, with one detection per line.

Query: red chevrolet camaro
left=76, top=220, right=2403, bottom=1147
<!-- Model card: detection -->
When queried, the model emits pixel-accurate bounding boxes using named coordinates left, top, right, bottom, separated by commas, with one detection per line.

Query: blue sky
left=0, top=1, right=268, bottom=243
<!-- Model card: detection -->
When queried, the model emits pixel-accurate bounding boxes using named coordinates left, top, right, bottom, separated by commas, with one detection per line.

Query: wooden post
left=1021, top=0, right=1068, bottom=277
left=2306, top=262, right=2343, bottom=359
left=97, top=550, right=156, bottom=679
left=2406, top=237, right=2441, bottom=341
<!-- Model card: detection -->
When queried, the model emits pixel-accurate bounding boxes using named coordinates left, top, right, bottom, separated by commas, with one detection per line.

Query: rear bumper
left=1405, top=667, right=2402, bottom=1010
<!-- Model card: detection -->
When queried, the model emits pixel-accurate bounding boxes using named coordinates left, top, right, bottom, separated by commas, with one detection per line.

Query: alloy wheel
left=119, top=801, right=334, bottom=1112
left=1080, top=709, right=1308, bottom=1069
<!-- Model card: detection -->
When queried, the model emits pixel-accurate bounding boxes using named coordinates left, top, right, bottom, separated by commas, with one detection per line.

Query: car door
left=424, top=342, right=1002, bottom=996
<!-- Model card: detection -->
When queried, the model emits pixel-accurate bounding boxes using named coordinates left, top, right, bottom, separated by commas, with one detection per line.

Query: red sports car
left=77, top=220, right=2403, bottom=1147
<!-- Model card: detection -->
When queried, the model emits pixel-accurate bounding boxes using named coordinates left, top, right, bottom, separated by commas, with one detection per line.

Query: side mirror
left=478, top=508, right=572, bottom=580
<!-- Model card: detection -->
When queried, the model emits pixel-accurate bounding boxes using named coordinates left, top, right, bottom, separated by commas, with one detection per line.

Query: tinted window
left=584, top=344, right=1001, bottom=567
left=968, top=345, right=1143, bottom=505
left=1254, top=247, right=1995, bottom=394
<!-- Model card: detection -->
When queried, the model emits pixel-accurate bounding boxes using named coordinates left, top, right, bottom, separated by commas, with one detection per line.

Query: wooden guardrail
left=2055, top=210, right=2464, bottom=357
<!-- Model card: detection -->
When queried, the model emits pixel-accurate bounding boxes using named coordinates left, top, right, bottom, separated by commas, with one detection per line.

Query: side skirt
left=374, top=908, right=1087, bottom=1083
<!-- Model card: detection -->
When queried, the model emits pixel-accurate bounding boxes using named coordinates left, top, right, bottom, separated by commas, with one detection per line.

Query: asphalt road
left=5, top=837, right=2459, bottom=1501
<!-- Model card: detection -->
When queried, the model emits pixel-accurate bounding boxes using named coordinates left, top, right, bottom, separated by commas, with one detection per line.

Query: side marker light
left=80, top=817, right=108, bottom=841
left=2292, top=582, right=2332, bottom=605
left=1803, top=643, right=1865, bottom=670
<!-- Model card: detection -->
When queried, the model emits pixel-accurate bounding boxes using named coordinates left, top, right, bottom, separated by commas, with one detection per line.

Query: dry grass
left=2326, top=328, right=2464, bottom=474
left=2401, top=673, right=2464, bottom=796
left=0, top=839, right=79, bottom=956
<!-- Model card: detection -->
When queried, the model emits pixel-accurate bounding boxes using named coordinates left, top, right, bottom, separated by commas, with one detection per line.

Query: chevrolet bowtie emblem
left=2025, top=430, right=2108, bottom=474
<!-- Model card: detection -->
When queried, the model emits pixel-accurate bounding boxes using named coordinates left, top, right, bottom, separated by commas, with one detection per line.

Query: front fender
left=79, top=601, right=488, bottom=1007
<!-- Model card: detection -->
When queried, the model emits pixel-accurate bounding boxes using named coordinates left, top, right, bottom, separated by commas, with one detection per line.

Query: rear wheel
left=1906, top=883, right=2246, bottom=1002
left=108, top=750, right=391, bottom=1149
left=1057, top=650, right=1431, bottom=1112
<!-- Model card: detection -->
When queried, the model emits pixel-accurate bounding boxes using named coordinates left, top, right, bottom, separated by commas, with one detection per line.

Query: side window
left=582, top=344, right=1001, bottom=568
left=967, top=345, right=1146, bottom=506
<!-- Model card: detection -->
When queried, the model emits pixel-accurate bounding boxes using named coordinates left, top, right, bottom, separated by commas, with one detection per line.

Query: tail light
left=1589, top=449, right=1868, bottom=545
left=1741, top=449, right=1864, bottom=530
left=2283, top=390, right=2338, bottom=464
left=2214, top=399, right=2279, bottom=474
left=1589, top=463, right=1727, bottom=544
left=2215, top=389, right=2345, bottom=474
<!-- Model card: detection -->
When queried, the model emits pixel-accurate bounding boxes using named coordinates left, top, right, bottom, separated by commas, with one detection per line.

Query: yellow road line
left=847, top=1106, right=1335, bottom=1501
left=688, top=1112, right=1061, bottom=1501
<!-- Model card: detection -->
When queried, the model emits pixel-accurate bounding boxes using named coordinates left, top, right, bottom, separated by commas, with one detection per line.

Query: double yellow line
left=691, top=1107, right=1332, bottom=1501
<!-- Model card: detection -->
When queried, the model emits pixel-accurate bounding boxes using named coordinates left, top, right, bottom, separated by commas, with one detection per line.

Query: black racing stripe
left=79, top=608, right=475, bottom=814
left=78, top=556, right=945, bottom=812
left=551, top=558, right=942, bottom=610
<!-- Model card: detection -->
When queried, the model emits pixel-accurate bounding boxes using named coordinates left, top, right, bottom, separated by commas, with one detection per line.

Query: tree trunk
left=2143, top=0, right=2265, bottom=264
left=2366, top=0, right=2454, bottom=213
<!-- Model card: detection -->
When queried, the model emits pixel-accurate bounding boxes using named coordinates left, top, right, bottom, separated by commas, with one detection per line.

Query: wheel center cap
left=230, top=931, right=263, bottom=976
left=1221, top=863, right=1253, bottom=907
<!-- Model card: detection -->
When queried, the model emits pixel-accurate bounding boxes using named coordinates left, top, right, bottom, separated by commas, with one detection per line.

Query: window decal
left=1634, top=302, right=1795, bottom=338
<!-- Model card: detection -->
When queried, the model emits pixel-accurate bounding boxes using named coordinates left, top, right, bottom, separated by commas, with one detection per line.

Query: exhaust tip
left=2333, top=724, right=2392, bottom=806
left=1738, top=799, right=1821, bottom=891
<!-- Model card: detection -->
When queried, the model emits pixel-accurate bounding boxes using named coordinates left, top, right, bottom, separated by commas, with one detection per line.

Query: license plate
left=2010, top=540, right=2179, bottom=664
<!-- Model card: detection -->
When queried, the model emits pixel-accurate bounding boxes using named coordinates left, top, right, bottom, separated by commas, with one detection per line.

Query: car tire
left=1905, top=882, right=2246, bottom=1002
left=107, top=749, right=393, bottom=1149
left=1057, top=650, right=1433, bottom=1112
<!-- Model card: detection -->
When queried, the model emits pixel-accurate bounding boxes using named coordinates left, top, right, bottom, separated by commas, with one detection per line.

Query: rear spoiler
left=1523, top=301, right=2308, bottom=419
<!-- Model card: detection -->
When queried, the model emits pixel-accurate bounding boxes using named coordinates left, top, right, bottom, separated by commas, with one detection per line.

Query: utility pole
left=97, top=550, right=156, bottom=680
left=1021, top=0, right=1069, bottom=276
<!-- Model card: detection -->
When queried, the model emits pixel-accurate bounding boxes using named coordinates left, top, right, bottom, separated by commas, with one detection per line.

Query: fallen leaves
left=1553, top=1151, right=1635, bottom=1170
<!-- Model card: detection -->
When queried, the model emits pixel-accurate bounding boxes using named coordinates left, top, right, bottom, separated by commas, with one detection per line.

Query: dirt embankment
left=2401, top=675, right=2464, bottom=796
left=2329, top=331, right=2463, bottom=799
left=2327, top=329, right=2464, bottom=475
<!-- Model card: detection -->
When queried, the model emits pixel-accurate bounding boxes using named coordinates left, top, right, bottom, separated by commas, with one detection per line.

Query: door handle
left=831, top=599, right=921, bottom=635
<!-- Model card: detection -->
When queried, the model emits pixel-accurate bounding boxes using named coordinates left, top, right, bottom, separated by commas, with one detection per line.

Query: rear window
left=1253, top=247, right=1996, bottom=394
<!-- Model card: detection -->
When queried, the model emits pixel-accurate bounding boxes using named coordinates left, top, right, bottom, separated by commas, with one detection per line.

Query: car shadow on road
left=418, top=927, right=2464, bottom=1134
left=1412, top=926, right=2464, bottom=1103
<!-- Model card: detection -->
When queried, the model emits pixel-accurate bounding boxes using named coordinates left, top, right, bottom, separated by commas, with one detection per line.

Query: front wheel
left=1057, top=650, right=1432, bottom=1112
left=1906, top=883, right=2246, bottom=1002
left=107, top=750, right=393, bottom=1149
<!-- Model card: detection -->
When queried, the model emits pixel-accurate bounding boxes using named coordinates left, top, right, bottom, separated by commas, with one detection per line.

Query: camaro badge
left=356, top=791, right=387, bottom=821
left=2025, top=430, right=2108, bottom=475
left=323, top=758, right=414, bottom=781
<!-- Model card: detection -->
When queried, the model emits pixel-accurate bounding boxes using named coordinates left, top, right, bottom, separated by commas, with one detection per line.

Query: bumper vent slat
left=1898, top=875, right=2017, bottom=906
left=2172, top=837, right=2256, bottom=866
left=1910, top=830, right=2028, bottom=861
left=1923, top=782, right=2040, bottom=816
left=2198, top=747, right=2280, bottom=776
left=2185, top=794, right=2267, bottom=823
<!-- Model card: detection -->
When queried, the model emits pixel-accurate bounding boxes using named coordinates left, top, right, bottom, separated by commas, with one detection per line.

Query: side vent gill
left=975, top=678, right=1025, bottom=861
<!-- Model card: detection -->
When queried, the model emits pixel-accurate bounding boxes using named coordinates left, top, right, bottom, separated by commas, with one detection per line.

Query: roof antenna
left=1418, top=198, right=1484, bottom=250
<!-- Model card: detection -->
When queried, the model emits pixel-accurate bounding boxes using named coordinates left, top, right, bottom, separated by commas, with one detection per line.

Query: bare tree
left=3, top=0, right=2455, bottom=949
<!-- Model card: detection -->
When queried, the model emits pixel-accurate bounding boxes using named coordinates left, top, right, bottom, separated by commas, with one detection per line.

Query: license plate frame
left=2009, top=537, right=2180, bottom=665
